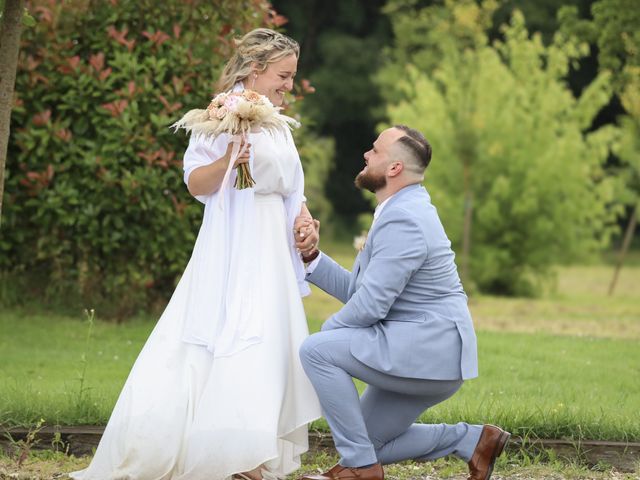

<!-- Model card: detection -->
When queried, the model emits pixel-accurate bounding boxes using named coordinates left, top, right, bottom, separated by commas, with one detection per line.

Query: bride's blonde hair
left=217, top=28, right=299, bottom=92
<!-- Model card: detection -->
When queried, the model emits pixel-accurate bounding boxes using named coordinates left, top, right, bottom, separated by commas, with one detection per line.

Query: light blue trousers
left=299, top=328, right=483, bottom=467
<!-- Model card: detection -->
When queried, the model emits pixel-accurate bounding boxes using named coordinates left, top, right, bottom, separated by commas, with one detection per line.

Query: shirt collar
left=373, top=196, right=392, bottom=223
left=372, top=183, right=424, bottom=224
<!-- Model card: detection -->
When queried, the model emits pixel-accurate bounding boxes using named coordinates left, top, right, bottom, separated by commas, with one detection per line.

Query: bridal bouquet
left=172, top=89, right=299, bottom=189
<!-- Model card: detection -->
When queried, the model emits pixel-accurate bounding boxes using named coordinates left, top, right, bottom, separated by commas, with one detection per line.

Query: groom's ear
left=387, top=161, right=404, bottom=177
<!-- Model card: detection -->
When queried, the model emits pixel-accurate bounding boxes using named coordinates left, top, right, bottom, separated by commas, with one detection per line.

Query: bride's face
left=250, top=54, right=298, bottom=106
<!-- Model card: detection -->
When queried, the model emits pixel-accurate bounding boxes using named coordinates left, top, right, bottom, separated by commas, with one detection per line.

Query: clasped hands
left=294, top=215, right=320, bottom=262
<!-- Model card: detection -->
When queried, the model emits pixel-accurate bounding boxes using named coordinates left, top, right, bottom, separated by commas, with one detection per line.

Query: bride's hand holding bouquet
left=172, top=89, right=298, bottom=190
left=222, top=137, right=251, bottom=181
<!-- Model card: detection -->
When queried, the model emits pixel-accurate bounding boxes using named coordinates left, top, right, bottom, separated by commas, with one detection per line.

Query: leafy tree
left=378, top=0, right=500, bottom=103
left=559, top=0, right=640, bottom=293
left=559, top=0, right=639, bottom=90
left=608, top=71, right=640, bottom=292
left=0, top=0, right=32, bottom=223
left=385, top=10, right=620, bottom=295
left=492, top=0, right=593, bottom=44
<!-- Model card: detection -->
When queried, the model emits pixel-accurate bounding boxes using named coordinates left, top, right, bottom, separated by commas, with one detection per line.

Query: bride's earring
left=250, top=73, right=257, bottom=90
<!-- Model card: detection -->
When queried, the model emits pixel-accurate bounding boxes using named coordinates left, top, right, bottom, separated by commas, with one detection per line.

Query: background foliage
left=559, top=0, right=640, bottom=278
left=1, top=0, right=332, bottom=317
left=2, top=0, right=638, bottom=311
left=383, top=2, right=621, bottom=294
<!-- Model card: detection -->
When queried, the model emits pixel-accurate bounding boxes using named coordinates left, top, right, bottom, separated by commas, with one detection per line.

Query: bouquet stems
left=235, top=163, right=256, bottom=189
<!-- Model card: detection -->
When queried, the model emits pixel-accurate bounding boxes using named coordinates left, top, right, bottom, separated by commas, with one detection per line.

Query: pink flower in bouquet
left=215, top=106, right=228, bottom=120
left=242, top=90, right=262, bottom=103
left=223, top=94, right=240, bottom=110
left=210, top=92, right=227, bottom=106
left=206, top=106, right=218, bottom=121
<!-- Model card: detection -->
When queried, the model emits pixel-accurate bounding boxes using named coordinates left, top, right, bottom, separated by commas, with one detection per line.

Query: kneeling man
left=295, top=125, right=510, bottom=480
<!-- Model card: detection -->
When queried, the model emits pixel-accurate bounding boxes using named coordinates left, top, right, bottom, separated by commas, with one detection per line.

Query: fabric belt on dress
left=254, top=192, right=284, bottom=203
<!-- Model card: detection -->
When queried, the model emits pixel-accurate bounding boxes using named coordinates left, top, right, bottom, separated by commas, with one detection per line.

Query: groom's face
left=355, top=128, right=404, bottom=193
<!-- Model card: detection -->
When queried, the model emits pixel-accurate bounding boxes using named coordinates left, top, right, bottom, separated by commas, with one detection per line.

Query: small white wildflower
left=353, top=230, right=368, bottom=251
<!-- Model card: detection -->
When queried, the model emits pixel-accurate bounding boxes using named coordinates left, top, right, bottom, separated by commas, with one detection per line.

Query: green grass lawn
left=1, top=311, right=638, bottom=441
left=1, top=244, right=639, bottom=442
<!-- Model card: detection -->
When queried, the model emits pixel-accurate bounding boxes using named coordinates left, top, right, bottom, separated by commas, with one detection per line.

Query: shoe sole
left=484, top=431, right=511, bottom=480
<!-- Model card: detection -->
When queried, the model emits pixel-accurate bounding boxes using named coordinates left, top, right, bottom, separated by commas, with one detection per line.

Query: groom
left=294, top=125, right=510, bottom=480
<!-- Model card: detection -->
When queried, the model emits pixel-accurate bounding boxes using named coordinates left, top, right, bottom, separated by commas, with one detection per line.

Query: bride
left=71, top=28, right=321, bottom=480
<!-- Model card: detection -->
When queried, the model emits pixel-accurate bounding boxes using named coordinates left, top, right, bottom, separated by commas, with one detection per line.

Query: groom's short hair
left=393, top=125, right=432, bottom=171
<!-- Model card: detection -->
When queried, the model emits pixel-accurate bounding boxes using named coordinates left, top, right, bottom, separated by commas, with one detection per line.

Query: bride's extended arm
left=187, top=141, right=250, bottom=196
left=299, top=202, right=312, bottom=221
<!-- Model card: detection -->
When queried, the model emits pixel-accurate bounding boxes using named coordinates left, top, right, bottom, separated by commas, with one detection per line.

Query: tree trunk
left=462, top=160, right=473, bottom=285
left=608, top=203, right=638, bottom=295
left=0, top=0, right=25, bottom=225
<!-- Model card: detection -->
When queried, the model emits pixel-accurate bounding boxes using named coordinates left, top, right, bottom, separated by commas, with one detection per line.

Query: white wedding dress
left=71, top=126, right=321, bottom=480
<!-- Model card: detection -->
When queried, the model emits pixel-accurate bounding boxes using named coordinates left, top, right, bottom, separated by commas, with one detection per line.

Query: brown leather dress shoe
left=299, top=463, right=384, bottom=480
left=467, top=425, right=511, bottom=480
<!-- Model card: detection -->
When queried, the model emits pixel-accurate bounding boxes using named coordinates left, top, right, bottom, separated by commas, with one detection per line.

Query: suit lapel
left=350, top=250, right=371, bottom=296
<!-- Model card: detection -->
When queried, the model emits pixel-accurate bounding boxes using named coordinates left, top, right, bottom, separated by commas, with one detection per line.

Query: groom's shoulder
left=386, top=187, right=432, bottom=219
left=380, top=189, right=445, bottom=241
left=375, top=203, right=428, bottom=243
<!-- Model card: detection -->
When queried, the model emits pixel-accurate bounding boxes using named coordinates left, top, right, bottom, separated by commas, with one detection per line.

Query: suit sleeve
left=321, top=212, right=427, bottom=330
left=306, top=253, right=352, bottom=304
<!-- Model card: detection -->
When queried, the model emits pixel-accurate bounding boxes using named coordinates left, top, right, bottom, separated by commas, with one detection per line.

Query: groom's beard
left=355, top=169, right=387, bottom=193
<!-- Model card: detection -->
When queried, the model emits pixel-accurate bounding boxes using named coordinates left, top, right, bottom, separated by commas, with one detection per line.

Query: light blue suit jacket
left=307, top=184, right=478, bottom=380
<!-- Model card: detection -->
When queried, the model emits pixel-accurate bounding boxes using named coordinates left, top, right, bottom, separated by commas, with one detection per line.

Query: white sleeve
left=182, top=133, right=231, bottom=203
